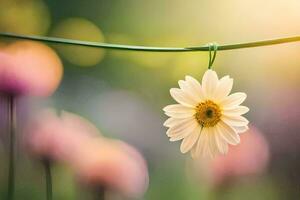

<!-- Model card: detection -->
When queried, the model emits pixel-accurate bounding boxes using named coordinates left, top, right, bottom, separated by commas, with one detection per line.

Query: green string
left=1, top=32, right=300, bottom=52
left=208, top=44, right=212, bottom=68
left=208, top=43, right=218, bottom=69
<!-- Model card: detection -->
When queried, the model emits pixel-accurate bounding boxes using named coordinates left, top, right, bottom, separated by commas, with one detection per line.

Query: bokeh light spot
left=0, top=0, right=50, bottom=35
left=51, top=18, right=105, bottom=67
left=171, top=52, right=207, bottom=80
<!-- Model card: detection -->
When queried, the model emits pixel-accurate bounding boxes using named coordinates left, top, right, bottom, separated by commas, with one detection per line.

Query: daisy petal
left=208, top=129, right=218, bottom=157
left=167, top=118, right=197, bottom=133
left=223, top=106, right=249, bottom=116
left=204, top=137, right=214, bottom=158
left=190, top=146, right=197, bottom=159
left=163, top=104, right=195, bottom=113
left=185, top=75, right=201, bottom=89
left=169, top=127, right=196, bottom=141
left=222, top=115, right=249, bottom=127
left=163, top=117, right=193, bottom=127
left=217, top=121, right=240, bottom=145
left=213, top=127, right=228, bottom=155
left=233, top=125, right=249, bottom=133
left=214, top=76, right=233, bottom=100
left=185, top=76, right=205, bottom=101
left=169, top=122, right=200, bottom=141
left=221, top=92, right=247, bottom=108
left=178, top=80, right=202, bottom=103
left=163, top=118, right=177, bottom=127
left=166, top=120, right=198, bottom=137
left=196, top=128, right=210, bottom=157
left=180, top=127, right=200, bottom=153
left=170, top=88, right=197, bottom=107
left=165, top=111, right=195, bottom=118
left=202, top=69, right=218, bottom=99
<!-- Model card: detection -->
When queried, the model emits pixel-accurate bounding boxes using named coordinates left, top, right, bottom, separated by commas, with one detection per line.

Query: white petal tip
left=241, top=92, right=247, bottom=99
left=180, top=149, right=189, bottom=154
left=169, top=137, right=180, bottom=142
left=185, top=75, right=193, bottom=80
left=232, top=139, right=241, bottom=145
left=169, top=88, right=175, bottom=94
left=244, top=107, right=250, bottom=113
left=178, top=80, right=185, bottom=85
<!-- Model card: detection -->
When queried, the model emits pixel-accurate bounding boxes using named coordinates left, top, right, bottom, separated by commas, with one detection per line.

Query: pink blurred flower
left=0, top=41, right=63, bottom=96
left=25, top=108, right=149, bottom=197
left=70, top=138, right=149, bottom=198
left=189, top=126, right=269, bottom=186
left=25, top=109, right=99, bottom=161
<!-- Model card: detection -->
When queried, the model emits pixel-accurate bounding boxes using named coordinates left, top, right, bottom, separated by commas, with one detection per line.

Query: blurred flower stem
left=43, top=160, right=52, bottom=200
left=93, top=186, right=105, bottom=200
left=7, top=95, right=16, bottom=200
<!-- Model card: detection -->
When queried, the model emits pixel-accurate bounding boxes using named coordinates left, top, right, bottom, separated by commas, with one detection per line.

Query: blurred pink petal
left=25, top=108, right=100, bottom=161
left=189, top=125, right=269, bottom=186
left=0, top=53, right=21, bottom=94
left=71, top=138, right=149, bottom=198
left=212, top=126, right=269, bottom=185
left=0, top=41, right=63, bottom=96
left=25, top=108, right=149, bottom=197
left=60, top=110, right=100, bottom=138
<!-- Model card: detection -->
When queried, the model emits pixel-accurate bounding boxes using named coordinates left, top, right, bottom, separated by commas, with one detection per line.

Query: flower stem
left=93, top=186, right=105, bottom=200
left=43, top=160, right=53, bottom=200
left=7, top=95, right=16, bottom=200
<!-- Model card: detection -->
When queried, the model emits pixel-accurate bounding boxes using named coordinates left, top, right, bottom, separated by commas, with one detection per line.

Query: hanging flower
left=163, top=69, right=249, bottom=158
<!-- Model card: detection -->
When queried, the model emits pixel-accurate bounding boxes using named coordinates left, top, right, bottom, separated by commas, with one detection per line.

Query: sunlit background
left=0, top=0, right=300, bottom=199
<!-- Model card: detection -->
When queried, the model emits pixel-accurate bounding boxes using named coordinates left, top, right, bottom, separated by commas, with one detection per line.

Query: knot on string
left=207, top=42, right=218, bottom=69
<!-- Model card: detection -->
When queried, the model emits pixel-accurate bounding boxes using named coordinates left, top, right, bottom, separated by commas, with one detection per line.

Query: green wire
left=0, top=32, right=300, bottom=52
left=208, top=43, right=218, bottom=69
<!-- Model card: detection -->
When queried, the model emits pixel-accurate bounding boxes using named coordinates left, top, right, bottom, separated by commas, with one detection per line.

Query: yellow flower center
left=195, top=100, right=222, bottom=127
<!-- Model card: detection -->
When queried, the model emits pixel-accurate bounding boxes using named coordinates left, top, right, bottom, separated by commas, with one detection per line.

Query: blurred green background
left=0, top=0, right=300, bottom=199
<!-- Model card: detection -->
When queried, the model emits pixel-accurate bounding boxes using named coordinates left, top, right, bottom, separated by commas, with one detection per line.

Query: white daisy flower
left=163, top=69, right=249, bottom=158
